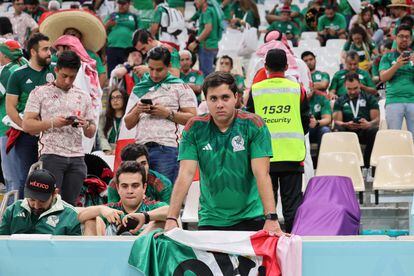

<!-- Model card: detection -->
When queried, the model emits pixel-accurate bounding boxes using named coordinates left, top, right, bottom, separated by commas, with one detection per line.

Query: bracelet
left=50, top=118, right=54, bottom=130
left=166, top=217, right=179, bottom=226
left=140, top=212, right=150, bottom=224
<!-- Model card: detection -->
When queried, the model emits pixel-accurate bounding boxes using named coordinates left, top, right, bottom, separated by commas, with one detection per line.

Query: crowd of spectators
left=0, top=0, right=412, bottom=238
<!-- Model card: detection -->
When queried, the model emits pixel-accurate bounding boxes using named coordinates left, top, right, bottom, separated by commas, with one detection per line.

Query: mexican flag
left=128, top=229, right=302, bottom=276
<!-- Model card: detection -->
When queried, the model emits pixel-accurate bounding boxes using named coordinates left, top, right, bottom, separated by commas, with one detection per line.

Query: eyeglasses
left=14, top=3, right=24, bottom=5
left=111, top=95, right=123, bottom=100
left=397, top=35, right=411, bottom=40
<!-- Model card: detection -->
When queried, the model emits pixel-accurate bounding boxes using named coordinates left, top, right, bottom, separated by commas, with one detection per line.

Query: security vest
left=252, top=77, right=306, bottom=162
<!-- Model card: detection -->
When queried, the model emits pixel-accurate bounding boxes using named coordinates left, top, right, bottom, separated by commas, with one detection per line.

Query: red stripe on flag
left=114, top=139, right=135, bottom=172
left=250, top=230, right=281, bottom=276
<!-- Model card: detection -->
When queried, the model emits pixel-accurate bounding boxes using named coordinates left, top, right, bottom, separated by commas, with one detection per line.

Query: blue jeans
left=0, top=136, right=20, bottom=194
left=147, top=144, right=179, bottom=184
left=198, top=47, right=218, bottom=77
left=309, top=126, right=331, bottom=146
left=10, top=133, right=38, bottom=199
left=386, top=103, right=414, bottom=140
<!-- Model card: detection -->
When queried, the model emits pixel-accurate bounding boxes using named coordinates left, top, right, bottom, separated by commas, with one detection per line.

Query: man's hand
left=263, top=220, right=286, bottom=237
left=122, top=213, right=146, bottom=234
left=133, top=65, right=149, bottom=78
left=163, top=218, right=179, bottom=233
left=396, top=54, right=410, bottom=68
left=135, top=103, right=152, bottom=115
left=149, top=104, right=170, bottom=119
left=358, top=118, right=371, bottom=129
left=329, top=92, right=338, bottom=100
left=328, top=28, right=337, bottom=36
left=52, top=116, right=73, bottom=128
left=309, top=116, right=317, bottom=128
left=100, top=206, right=124, bottom=225
left=105, top=19, right=116, bottom=28
left=345, top=121, right=360, bottom=130
left=188, top=41, right=198, bottom=52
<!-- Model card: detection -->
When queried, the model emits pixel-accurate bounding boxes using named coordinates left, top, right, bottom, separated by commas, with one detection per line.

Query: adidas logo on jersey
left=26, top=79, right=33, bottom=84
left=202, top=143, right=212, bottom=151
left=17, top=212, right=26, bottom=218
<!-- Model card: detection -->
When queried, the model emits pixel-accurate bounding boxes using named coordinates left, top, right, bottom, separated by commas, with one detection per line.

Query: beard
left=37, top=55, right=51, bottom=67
left=32, top=208, right=46, bottom=216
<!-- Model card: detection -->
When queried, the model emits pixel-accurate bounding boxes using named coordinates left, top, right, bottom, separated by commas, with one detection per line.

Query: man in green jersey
left=0, top=169, right=81, bottom=235
left=164, top=72, right=284, bottom=234
left=79, top=161, right=169, bottom=236
left=179, top=50, right=204, bottom=104
left=0, top=40, right=27, bottom=196
left=317, top=4, right=347, bottom=46
left=6, top=33, right=55, bottom=199
left=329, top=51, right=376, bottom=99
left=380, top=24, right=414, bottom=138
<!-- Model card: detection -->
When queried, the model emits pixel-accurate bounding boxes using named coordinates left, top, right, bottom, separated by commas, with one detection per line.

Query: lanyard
left=349, top=95, right=361, bottom=118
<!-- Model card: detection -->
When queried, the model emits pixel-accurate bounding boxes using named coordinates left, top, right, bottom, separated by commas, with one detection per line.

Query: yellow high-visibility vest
left=252, top=77, right=306, bottom=162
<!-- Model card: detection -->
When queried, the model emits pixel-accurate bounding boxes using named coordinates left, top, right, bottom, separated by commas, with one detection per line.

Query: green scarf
left=132, top=72, right=183, bottom=98
left=0, top=44, right=23, bottom=62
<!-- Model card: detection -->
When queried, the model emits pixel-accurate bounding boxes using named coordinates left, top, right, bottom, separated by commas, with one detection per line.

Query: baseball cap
left=24, top=169, right=56, bottom=201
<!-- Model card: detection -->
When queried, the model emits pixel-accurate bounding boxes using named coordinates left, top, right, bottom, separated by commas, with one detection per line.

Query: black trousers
left=198, top=217, right=265, bottom=231
left=269, top=171, right=303, bottom=233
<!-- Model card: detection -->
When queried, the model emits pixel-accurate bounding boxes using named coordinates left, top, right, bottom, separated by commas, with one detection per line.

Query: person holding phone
left=333, top=72, right=379, bottom=168
left=380, top=24, right=414, bottom=139
left=22, top=51, right=96, bottom=206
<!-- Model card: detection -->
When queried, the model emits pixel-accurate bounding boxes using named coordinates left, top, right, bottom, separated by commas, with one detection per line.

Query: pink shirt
left=25, top=83, right=95, bottom=157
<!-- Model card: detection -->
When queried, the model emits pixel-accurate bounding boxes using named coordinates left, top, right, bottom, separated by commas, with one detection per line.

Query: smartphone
left=140, top=99, right=153, bottom=105
left=353, top=117, right=361, bottom=123
left=116, top=217, right=139, bottom=235
left=402, top=51, right=411, bottom=59
left=66, top=115, right=78, bottom=121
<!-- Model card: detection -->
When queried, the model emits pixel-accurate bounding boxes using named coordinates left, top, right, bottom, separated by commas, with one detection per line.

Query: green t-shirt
left=198, top=6, right=220, bottom=49
left=108, top=117, right=122, bottom=144
left=133, top=0, right=153, bottom=10
left=267, top=21, right=300, bottom=36
left=309, top=93, right=332, bottom=120
left=6, top=64, right=55, bottom=113
left=0, top=197, right=81, bottom=235
left=230, top=1, right=244, bottom=19
left=180, top=69, right=204, bottom=102
left=0, top=62, right=21, bottom=136
left=317, top=13, right=347, bottom=32
left=343, top=41, right=377, bottom=62
left=338, top=0, right=354, bottom=16
left=167, top=0, right=185, bottom=8
left=333, top=91, right=379, bottom=122
left=152, top=5, right=164, bottom=25
left=104, top=12, right=138, bottom=48
left=311, top=70, right=330, bottom=91
left=244, top=10, right=260, bottom=29
left=86, top=50, right=106, bottom=75
left=274, top=4, right=302, bottom=27
left=329, top=69, right=375, bottom=97
left=234, top=74, right=246, bottom=93
left=217, top=0, right=231, bottom=21
left=379, top=51, right=414, bottom=104
left=178, top=110, right=273, bottom=227
left=107, top=169, right=172, bottom=204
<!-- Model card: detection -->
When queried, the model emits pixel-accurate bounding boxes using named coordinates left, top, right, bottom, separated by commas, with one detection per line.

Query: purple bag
left=292, top=176, right=361, bottom=236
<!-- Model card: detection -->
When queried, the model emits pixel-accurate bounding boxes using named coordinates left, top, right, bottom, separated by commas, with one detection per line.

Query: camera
left=402, top=51, right=411, bottom=59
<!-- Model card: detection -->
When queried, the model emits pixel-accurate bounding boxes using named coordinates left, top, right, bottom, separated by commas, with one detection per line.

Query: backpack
left=159, top=3, right=186, bottom=37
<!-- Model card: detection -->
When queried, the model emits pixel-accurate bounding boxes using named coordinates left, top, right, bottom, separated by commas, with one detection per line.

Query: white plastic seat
left=373, top=155, right=414, bottom=191
left=316, top=152, right=365, bottom=192
left=301, top=31, right=318, bottom=40
left=370, top=130, right=414, bottom=167
left=181, top=181, right=200, bottom=223
left=298, top=39, right=320, bottom=51
left=319, top=132, right=364, bottom=167
left=326, top=39, right=347, bottom=52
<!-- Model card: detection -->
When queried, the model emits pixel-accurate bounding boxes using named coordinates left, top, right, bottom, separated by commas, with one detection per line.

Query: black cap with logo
left=24, top=169, right=56, bottom=201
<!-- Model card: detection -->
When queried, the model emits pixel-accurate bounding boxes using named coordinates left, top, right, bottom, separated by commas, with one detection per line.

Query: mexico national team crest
left=46, top=73, right=55, bottom=83
left=46, top=215, right=59, bottom=228
left=232, top=135, right=245, bottom=152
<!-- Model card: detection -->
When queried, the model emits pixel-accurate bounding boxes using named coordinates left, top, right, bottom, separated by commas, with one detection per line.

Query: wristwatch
left=265, top=213, right=278, bottom=221
left=167, top=110, right=175, bottom=121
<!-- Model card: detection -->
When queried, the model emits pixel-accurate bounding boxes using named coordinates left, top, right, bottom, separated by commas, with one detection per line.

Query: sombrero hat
left=387, top=0, right=411, bottom=8
left=39, top=9, right=106, bottom=52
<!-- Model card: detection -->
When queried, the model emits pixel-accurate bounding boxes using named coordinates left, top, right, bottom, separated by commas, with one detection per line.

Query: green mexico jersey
left=333, top=91, right=379, bottom=122
left=234, top=74, right=246, bottom=93
left=133, top=0, right=153, bottom=10
left=179, top=110, right=273, bottom=227
left=198, top=6, right=220, bottom=49
left=311, top=70, right=330, bottom=90
left=0, top=62, right=21, bottom=136
left=180, top=69, right=204, bottom=102
left=267, top=21, right=300, bottom=36
left=309, top=93, right=332, bottom=120
left=317, top=13, right=346, bottom=32
left=6, top=64, right=55, bottom=113
left=0, top=197, right=81, bottom=235
left=329, top=69, right=375, bottom=97
left=379, top=51, right=414, bottom=104
left=104, top=13, right=138, bottom=48
left=167, top=0, right=185, bottom=8
left=343, top=41, right=376, bottom=62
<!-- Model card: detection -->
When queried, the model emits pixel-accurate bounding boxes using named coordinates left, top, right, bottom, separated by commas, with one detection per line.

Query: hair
left=239, top=0, right=260, bottom=26
left=48, top=0, right=61, bottom=10
left=120, top=143, right=149, bottom=162
left=63, top=27, right=83, bottom=40
left=132, top=29, right=153, bottom=47
left=24, top=0, right=39, bottom=5
left=301, top=51, right=315, bottom=60
left=346, top=50, right=359, bottom=61
left=400, top=15, right=414, bottom=29
left=220, top=55, right=233, bottom=68
left=344, top=72, right=360, bottom=83
left=104, top=88, right=128, bottom=137
left=26, top=33, right=49, bottom=58
left=348, top=25, right=370, bottom=44
left=56, top=50, right=81, bottom=70
left=179, top=49, right=192, bottom=60
left=153, top=0, right=164, bottom=5
left=396, top=24, right=413, bottom=36
left=382, top=39, right=393, bottom=50
left=202, top=71, right=238, bottom=97
left=265, top=49, right=287, bottom=72
left=12, top=0, right=21, bottom=3
left=146, top=46, right=171, bottom=66
left=325, top=4, right=337, bottom=10
left=115, top=161, right=147, bottom=185
left=0, top=17, right=13, bottom=36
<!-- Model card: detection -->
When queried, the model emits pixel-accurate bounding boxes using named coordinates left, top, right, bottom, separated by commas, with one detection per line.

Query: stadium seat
left=319, top=132, right=364, bottom=167
left=316, top=152, right=365, bottom=192
left=370, top=130, right=414, bottom=167
left=181, top=181, right=200, bottom=225
left=301, top=31, right=318, bottom=41
left=326, top=39, right=347, bottom=52
left=298, top=39, right=320, bottom=50
left=0, top=190, right=18, bottom=223
left=373, top=155, right=414, bottom=191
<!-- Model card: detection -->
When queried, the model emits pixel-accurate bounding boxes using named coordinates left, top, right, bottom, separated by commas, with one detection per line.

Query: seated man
left=179, top=50, right=204, bottom=104
left=266, top=7, right=300, bottom=47
left=78, top=161, right=169, bottom=236
left=0, top=169, right=81, bottom=235
left=108, top=143, right=172, bottom=204
left=329, top=51, right=377, bottom=100
left=333, top=72, right=379, bottom=168
left=317, top=4, right=347, bottom=46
